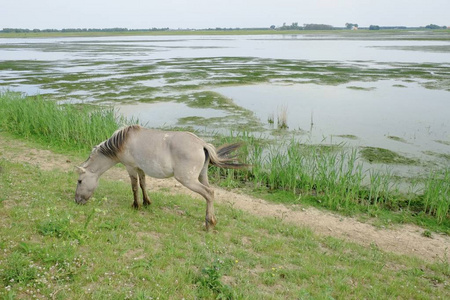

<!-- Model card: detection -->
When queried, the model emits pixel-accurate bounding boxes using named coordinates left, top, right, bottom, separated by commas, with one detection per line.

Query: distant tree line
left=367, top=24, right=447, bottom=30
left=273, top=22, right=448, bottom=31
left=425, top=24, right=447, bottom=29
left=0, top=27, right=170, bottom=33
left=276, top=23, right=334, bottom=30
left=278, top=22, right=302, bottom=30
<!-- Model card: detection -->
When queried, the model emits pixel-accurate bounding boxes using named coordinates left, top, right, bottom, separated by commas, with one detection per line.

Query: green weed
left=196, top=258, right=235, bottom=299
left=1, top=252, right=37, bottom=285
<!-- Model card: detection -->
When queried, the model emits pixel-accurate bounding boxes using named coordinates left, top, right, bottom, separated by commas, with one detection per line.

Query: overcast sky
left=1, top=0, right=449, bottom=30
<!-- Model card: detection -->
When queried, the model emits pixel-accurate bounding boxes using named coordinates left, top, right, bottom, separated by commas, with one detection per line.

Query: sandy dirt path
left=1, top=134, right=449, bottom=263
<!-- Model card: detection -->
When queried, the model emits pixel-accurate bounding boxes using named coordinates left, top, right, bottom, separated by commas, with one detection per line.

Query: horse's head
left=75, top=166, right=99, bottom=204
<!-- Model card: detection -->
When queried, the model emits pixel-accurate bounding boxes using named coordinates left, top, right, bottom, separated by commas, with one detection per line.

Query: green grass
left=1, top=159, right=449, bottom=299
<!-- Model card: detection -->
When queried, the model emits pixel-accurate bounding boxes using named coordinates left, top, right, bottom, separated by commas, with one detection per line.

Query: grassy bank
left=0, top=91, right=449, bottom=233
left=1, top=159, right=449, bottom=299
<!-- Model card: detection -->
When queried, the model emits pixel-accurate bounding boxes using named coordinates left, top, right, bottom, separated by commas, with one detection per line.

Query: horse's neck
left=88, top=154, right=117, bottom=176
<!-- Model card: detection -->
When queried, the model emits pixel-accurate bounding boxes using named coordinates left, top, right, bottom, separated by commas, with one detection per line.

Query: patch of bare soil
left=1, top=134, right=449, bottom=262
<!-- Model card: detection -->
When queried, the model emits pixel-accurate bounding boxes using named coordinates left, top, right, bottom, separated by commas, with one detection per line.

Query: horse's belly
left=139, top=160, right=174, bottom=179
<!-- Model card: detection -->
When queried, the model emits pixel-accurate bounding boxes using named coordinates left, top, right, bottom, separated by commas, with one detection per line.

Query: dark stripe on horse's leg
left=138, top=169, right=151, bottom=206
left=129, top=173, right=140, bottom=209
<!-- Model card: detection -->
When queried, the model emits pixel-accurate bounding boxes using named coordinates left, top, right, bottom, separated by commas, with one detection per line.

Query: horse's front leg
left=137, top=169, right=151, bottom=206
left=126, top=167, right=140, bottom=209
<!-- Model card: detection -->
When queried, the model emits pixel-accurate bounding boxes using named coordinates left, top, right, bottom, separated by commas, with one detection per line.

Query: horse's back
left=120, top=128, right=206, bottom=179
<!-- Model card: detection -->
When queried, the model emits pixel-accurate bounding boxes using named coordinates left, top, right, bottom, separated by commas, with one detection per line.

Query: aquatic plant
left=360, top=147, right=418, bottom=165
left=277, top=106, right=289, bottom=129
left=267, top=112, right=274, bottom=125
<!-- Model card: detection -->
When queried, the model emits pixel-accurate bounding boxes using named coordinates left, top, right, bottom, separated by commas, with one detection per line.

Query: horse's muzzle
left=75, top=195, right=88, bottom=205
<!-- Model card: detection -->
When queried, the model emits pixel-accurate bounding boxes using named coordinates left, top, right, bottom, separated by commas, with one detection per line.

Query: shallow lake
left=1, top=34, right=450, bottom=62
left=213, top=81, right=450, bottom=156
left=1, top=33, right=449, bottom=173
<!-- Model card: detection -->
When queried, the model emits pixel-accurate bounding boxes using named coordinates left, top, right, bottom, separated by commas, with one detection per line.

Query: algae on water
left=360, top=147, right=418, bottom=165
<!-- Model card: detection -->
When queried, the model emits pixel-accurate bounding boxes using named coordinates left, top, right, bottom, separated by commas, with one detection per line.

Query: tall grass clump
left=211, top=134, right=450, bottom=225
left=0, top=91, right=124, bottom=152
left=249, top=141, right=372, bottom=211
left=211, top=134, right=396, bottom=212
left=422, top=168, right=450, bottom=223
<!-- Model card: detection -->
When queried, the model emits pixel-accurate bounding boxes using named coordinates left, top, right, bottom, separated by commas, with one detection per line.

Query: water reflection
left=117, top=101, right=228, bottom=128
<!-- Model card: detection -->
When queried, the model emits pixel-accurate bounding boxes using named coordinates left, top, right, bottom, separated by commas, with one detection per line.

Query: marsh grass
left=0, top=91, right=123, bottom=153
left=423, top=169, right=450, bottom=223
left=1, top=159, right=449, bottom=299
left=211, top=133, right=450, bottom=228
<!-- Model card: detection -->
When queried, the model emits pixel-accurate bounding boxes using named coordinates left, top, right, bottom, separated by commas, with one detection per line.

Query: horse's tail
left=204, top=143, right=249, bottom=169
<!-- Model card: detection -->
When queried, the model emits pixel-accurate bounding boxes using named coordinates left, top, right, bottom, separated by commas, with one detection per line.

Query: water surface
left=1, top=35, right=449, bottom=62
left=213, top=81, right=450, bottom=159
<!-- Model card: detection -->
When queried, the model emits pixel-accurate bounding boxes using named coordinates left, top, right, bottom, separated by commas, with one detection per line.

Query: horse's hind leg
left=175, top=176, right=216, bottom=230
left=199, top=158, right=210, bottom=187
left=137, top=169, right=151, bottom=206
left=196, top=153, right=215, bottom=228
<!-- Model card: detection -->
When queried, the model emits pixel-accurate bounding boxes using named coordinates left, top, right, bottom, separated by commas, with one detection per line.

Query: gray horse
left=75, top=125, right=247, bottom=230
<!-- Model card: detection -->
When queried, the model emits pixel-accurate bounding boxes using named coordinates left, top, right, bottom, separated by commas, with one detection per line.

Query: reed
left=277, top=105, right=288, bottom=129
left=423, top=168, right=450, bottom=223
left=211, top=133, right=449, bottom=226
left=0, top=92, right=123, bottom=152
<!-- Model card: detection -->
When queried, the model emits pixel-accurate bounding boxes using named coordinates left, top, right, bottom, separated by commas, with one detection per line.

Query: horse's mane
left=96, top=125, right=141, bottom=159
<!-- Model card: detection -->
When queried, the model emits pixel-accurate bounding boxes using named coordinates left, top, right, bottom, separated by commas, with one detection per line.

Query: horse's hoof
left=205, top=217, right=217, bottom=231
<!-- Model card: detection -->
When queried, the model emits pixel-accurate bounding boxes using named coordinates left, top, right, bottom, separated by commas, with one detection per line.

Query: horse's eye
left=78, top=180, right=82, bottom=184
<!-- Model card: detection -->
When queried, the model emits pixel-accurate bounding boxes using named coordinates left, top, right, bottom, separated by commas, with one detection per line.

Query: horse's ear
left=75, top=166, right=86, bottom=174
